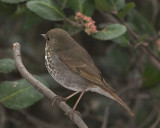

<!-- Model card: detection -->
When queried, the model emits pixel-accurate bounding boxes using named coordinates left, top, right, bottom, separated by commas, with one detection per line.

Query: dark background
left=0, top=0, right=160, bottom=128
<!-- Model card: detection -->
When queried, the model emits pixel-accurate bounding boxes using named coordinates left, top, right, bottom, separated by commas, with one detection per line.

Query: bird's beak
left=41, top=34, right=46, bottom=39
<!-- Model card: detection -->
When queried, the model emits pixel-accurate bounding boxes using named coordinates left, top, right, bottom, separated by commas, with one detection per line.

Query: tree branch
left=64, top=18, right=83, bottom=28
left=20, top=110, right=67, bottom=128
left=150, top=114, right=160, bottom=128
left=111, top=12, right=160, bottom=71
left=12, top=42, right=88, bottom=128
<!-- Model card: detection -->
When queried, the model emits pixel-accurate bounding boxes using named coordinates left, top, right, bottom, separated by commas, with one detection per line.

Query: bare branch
left=110, top=12, right=160, bottom=71
left=12, top=42, right=88, bottom=128
left=101, top=107, right=109, bottom=128
left=141, top=46, right=160, bottom=70
left=64, top=18, right=83, bottom=28
left=150, top=114, right=160, bottom=128
left=0, top=104, right=6, bottom=128
left=137, top=109, right=156, bottom=128
left=101, top=85, right=138, bottom=128
left=20, top=110, right=67, bottom=128
left=151, top=0, right=159, bottom=24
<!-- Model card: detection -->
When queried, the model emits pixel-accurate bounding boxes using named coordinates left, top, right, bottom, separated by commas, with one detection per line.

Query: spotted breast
left=45, top=51, right=90, bottom=91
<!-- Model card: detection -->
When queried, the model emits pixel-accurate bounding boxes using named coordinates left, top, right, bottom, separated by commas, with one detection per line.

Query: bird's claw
left=52, top=96, right=67, bottom=106
left=66, top=110, right=81, bottom=121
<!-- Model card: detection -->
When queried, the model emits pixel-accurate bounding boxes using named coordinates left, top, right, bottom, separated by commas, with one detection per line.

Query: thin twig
left=141, top=46, right=160, bottom=70
left=130, top=94, right=149, bottom=128
left=101, top=85, right=138, bottom=128
left=151, top=0, right=159, bottom=24
left=20, top=110, right=66, bottom=128
left=7, top=116, right=21, bottom=126
left=64, top=18, right=83, bottom=28
left=150, top=114, right=160, bottom=128
left=122, top=20, right=160, bottom=66
left=61, top=0, right=67, bottom=9
left=110, top=12, right=160, bottom=71
left=12, top=42, right=88, bottom=128
left=137, top=109, right=156, bottom=128
left=101, top=107, right=109, bottom=128
left=0, top=104, right=6, bottom=128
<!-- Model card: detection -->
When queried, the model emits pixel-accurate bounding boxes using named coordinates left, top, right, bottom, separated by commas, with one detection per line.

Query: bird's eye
left=47, top=37, right=50, bottom=41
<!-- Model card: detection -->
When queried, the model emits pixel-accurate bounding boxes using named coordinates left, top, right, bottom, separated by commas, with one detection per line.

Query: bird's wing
left=56, top=44, right=115, bottom=92
left=56, top=44, right=135, bottom=117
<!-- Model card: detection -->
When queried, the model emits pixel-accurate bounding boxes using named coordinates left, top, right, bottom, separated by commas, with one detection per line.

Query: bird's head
left=41, top=28, right=71, bottom=51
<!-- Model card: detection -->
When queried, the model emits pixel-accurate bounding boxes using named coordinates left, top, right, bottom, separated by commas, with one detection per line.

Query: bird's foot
left=66, top=109, right=81, bottom=121
left=52, top=96, right=67, bottom=106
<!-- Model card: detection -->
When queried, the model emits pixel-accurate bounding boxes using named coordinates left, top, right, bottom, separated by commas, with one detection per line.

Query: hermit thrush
left=41, top=28, right=134, bottom=117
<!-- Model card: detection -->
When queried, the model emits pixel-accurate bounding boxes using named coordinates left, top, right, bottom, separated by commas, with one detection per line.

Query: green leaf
left=66, top=0, right=95, bottom=16
left=14, top=4, right=28, bottom=17
left=98, top=45, right=130, bottom=77
left=135, top=34, right=148, bottom=47
left=64, top=23, right=81, bottom=35
left=95, top=0, right=111, bottom=12
left=150, top=85, right=160, bottom=97
left=66, top=0, right=83, bottom=12
left=21, top=11, right=42, bottom=31
left=112, top=0, right=125, bottom=11
left=118, top=2, right=135, bottom=18
left=92, top=24, right=127, bottom=40
left=82, top=0, right=95, bottom=16
left=58, top=16, right=81, bottom=35
left=113, top=32, right=130, bottom=47
left=142, top=62, right=160, bottom=88
left=127, top=9, right=156, bottom=35
left=0, top=76, right=48, bottom=110
left=55, top=17, right=81, bottom=36
left=0, top=0, right=28, bottom=4
left=135, top=105, right=152, bottom=126
left=107, top=45, right=130, bottom=74
left=26, top=0, right=65, bottom=21
left=0, top=2, right=17, bottom=21
left=0, top=59, right=15, bottom=73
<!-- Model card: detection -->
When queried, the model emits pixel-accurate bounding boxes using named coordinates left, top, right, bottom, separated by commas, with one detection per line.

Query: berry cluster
left=75, top=12, right=98, bottom=35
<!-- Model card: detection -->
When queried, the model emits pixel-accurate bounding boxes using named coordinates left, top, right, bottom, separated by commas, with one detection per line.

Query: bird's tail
left=90, top=86, right=134, bottom=117
left=108, top=90, right=134, bottom=117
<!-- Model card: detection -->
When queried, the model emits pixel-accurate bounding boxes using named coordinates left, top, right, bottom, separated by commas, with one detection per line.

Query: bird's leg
left=65, top=91, right=80, bottom=101
left=67, top=89, right=86, bottom=120
left=52, top=91, right=79, bottom=105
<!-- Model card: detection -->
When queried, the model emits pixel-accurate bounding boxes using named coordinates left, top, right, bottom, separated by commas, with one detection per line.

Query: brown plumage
left=42, top=28, right=134, bottom=117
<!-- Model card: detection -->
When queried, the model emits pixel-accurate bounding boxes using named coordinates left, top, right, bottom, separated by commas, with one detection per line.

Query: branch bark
left=12, top=42, right=88, bottom=128
left=64, top=18, right=83, bottom=28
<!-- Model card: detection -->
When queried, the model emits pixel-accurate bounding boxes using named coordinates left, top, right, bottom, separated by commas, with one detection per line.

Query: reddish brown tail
left=111, top=91, right=134, bottom=117
left=101, top=86, right=134, bottom=117
left=91, top=81, right=134, bottom=116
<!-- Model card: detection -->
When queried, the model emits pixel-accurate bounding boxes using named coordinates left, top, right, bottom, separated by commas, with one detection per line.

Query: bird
left=41, top=28, right=134, bottom=118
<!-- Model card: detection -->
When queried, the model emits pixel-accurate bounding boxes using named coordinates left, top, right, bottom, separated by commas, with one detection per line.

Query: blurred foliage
left=0, top=59, right=15, bottom=73
left=142, top=61, right=160, bottom=88
left=0, top=0, right=160, bottom=128
left=0, top=75, right=48, bottom=110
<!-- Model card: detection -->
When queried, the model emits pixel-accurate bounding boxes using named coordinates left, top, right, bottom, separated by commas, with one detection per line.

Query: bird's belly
left=45, top=55, right=89, bottom=91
